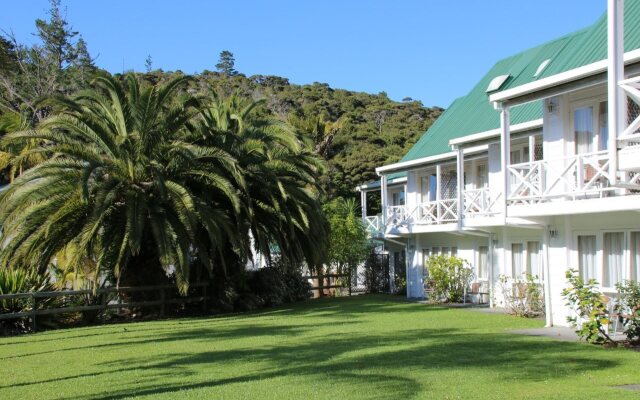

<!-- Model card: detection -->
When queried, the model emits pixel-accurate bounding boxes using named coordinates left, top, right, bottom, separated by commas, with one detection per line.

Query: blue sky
left=2, top=1, right=606, bottom=108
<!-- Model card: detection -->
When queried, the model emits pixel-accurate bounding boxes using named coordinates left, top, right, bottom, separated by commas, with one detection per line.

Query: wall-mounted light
left=549, top=228, right=559, bottom=239
left=547, top=99, right=557, bottom=114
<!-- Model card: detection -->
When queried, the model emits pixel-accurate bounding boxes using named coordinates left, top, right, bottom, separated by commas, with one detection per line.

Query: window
left=420, top=176, right=429, bottom=203
left=478, top=246, right=489, bottom=280
left=526, top=241, right=541, bottom=277
left=599, top=101, right=608, bottom=150
left=511, top=243, right=524, bottom=278
left=441, top=247, right=450, bottom=256
left=451, top=247, right=458, bottom=256
left=391, top=191, right=405, bottom=206
left=631, top=232, right=640, bottom=281
left=422, top=248, right=431, bottom=278
left=603, top=232, right=624, bottom=288
left=575, top=106, right=595, bottom=154
left=578, top=234, right=597, bottom=281
left=476, top=164, right=488, bottom=188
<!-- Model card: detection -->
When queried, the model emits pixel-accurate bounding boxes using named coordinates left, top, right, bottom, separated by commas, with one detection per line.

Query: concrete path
left=510, top=326, right=580, bottom=342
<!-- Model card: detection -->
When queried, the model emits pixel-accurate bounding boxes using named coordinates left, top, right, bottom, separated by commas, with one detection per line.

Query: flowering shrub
left=426, top=255, right=472, bottom=303
left=561, top=269, right=614, bottom=345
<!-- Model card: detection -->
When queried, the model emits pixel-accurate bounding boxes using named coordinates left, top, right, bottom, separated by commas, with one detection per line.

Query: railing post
left=29, top=293, right=37, bottom=332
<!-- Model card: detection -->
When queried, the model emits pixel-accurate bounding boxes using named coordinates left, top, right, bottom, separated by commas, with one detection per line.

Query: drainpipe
left=607, top=0, right=624, bottom=184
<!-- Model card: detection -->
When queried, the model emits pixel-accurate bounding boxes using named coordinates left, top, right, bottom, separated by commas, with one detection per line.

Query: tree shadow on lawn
left=56, top=328, right=618, bottom=400
left=1, top=296, right=426, bottom=360
left=0, top=323, right=320, bottom=361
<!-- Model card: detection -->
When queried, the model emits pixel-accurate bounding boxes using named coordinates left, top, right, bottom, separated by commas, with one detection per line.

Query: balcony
left=463, top=188, right=501, bottom=217
left=507, top=150, right=614, bottom=204
left=364, top=215, right=383, bottom=236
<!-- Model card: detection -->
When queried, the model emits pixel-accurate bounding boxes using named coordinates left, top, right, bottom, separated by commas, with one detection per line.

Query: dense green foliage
left=3, top=295, right=640, bottom=399
left=614, top=280, right=640, bottom=343
left=0, top=73, right=326, bottom=295
left=426, top=255, right=473, bottom=303
left=562, top=269, right=614, bottom=344
left=0, top=268, right=57, bottom=332
left=496, top=274, right=545, bottom=318
left=324, top=197, right=370, bottom=275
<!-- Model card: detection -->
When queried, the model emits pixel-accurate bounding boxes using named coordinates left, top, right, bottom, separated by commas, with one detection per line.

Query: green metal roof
left=499, top=1, right=640, bottom=91
left=390, top=2, right=640, bottom=167
left=361, top=171, right=406, bottom=190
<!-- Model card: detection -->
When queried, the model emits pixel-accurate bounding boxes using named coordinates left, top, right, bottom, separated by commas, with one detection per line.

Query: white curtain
left=476, top=164, right=488, bottom=188
left=604, top=232, right=625, bottom=287
left=512, top=243, right=524, bottom=278
left=420, top=176, right=429, bottom=204
left=575, top=107, right=594, bottom=154
left=599, top=101, right=608, bottom=151
left=527, top=241, right=540, bottom=277
left=578, top=235, right=597, bottom=281
left=478, top=246, right=488, bottom=279
left=631, top=232, right=640, bottom=282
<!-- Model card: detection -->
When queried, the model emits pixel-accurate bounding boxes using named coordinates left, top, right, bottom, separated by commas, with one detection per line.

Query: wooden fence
left=303, top=273, right=353, bottom=297
left=0, top=282, right=210, bottom=331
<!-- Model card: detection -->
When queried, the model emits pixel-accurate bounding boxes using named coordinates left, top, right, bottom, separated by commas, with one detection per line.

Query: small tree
left=496, top=274, right=544, bottom=317
left=144, top=54, right=153, bottom=73
left=324, top=198, right=369, bottom=279
left=614, top=280, right=640, bottom=344
left=426, top=255, right=472, bottom=303
left=561, top=269, right=614, bottom=345
left=216, top=50, right=237, bottom=76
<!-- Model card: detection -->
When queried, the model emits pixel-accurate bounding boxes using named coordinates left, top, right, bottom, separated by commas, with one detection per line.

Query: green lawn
left=1, top=295, right=639, bottom=399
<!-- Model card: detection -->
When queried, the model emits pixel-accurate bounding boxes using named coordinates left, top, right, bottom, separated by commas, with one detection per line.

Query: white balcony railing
left=507, top=150, right=615, bottom=204
left=385, top=199, right=459, bottom=228
left=363, top=215, right=383, bottom=234
left=463, top=188, right=500, bottom=217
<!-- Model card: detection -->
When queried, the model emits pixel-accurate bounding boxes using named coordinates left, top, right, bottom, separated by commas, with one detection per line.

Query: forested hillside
left=145, top=70, right=443, bottom=198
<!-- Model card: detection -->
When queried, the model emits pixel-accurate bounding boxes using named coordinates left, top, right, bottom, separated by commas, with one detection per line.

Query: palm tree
left=197, top=91, right=328, bottom=272
left=0, top=73, right=240, bottom=293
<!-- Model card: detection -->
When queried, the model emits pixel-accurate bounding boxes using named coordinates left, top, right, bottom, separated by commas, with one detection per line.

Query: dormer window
left=486, top=74, right=510, bottom=93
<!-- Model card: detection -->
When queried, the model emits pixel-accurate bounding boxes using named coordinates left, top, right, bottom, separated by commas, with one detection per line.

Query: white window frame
left=570, top=96, right=608, bottom=155
left=476, top=245, right=489, bottom=282
left=573, top=229, right=640, bottom=292
left=507, top=239, right=543, bottom=281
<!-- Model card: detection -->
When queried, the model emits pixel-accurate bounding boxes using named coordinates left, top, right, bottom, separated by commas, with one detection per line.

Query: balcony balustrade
left=507, top=150, right=615, bottom=204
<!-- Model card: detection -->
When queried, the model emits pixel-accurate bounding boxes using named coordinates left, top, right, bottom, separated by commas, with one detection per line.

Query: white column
left=436, top=164, right=442, bottom=221
left=489, top=233, right=495, bottom=308
left=528, top=135, right=536, bottom=163
left=543, top=227, right=553, bottom=327
left=381, top=175, right=388, bottom=225
left=500, top=106, right=511, bottom=223
left=360, top=189, right=367, bottom=220
left=456, top=147, right=464, bottom=228
left=607, top=0, right=625, bottom=183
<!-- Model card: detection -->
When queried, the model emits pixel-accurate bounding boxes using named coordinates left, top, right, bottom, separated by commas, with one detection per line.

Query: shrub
left=0, top=268, right=57, bottom=333
left=426, top=255, right=473, bottom=303
left=614, top=280, right=640, bottom=344
left=561, top=269, right=614, bottom=345
left=244, top=267, right=311, bottom=308
left=496, top=274, right=544, bottom=318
